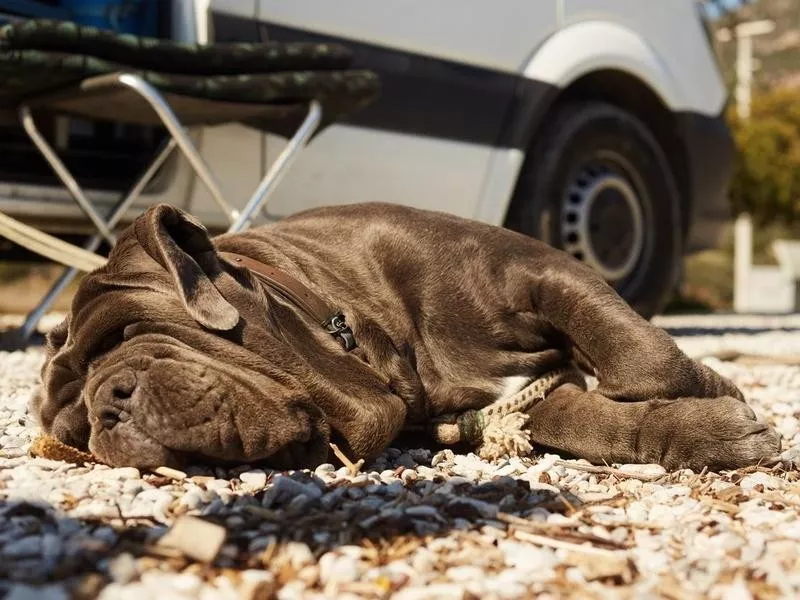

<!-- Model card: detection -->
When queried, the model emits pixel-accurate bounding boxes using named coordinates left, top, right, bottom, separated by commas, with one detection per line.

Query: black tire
left=505, top=101, right=683, bottom=319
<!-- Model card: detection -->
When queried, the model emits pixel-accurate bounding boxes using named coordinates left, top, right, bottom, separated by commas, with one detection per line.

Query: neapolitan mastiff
left=33, top=203, right=781, bottom=471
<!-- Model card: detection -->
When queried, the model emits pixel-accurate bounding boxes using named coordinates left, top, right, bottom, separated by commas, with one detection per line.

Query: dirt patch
left=0, top=263, right=79, bottom=314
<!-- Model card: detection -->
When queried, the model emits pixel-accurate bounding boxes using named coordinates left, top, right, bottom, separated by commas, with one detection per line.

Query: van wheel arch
left=504, top=72, right=690, bottom=318
left=505, top=69, right=692, bottom=240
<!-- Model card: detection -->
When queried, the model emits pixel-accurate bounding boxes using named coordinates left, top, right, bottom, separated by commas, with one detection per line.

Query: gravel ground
left=2, top=314, right=800, bottom=599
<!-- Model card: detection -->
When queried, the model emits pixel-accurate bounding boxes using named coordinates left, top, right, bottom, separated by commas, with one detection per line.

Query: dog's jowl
left=32, top=203, right=781, bottom=471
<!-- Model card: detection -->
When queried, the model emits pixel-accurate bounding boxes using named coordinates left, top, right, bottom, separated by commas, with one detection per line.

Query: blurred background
left=0, top=0, right=798, bottom=320
left=680, top=0, right=800, bottom=314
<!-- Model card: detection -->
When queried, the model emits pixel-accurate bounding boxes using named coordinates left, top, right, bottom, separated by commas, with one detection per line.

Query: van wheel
left=505, top=101, right=682, bottom=319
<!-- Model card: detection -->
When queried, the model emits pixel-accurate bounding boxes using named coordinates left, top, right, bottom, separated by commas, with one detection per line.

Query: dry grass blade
left=498, top=513, right=631, bottom=550
left=701, top=350, right=800, bottom=366
left=498, top=512, right=579, bottom=530
left=553, top=459, right=664, bottom=482
left=556, top=492, right=579, bottom=514
left=514, top=529, right=629, bottom=557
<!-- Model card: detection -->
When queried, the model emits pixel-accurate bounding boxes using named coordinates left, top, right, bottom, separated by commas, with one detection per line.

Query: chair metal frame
left=5, top=71, right=323, bottom=343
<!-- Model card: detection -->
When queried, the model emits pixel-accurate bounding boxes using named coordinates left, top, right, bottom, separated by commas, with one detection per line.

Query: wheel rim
left=560, top=161, right=646, bottom=283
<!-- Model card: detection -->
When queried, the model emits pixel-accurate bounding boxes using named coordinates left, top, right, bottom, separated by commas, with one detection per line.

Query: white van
left=0, top=1, right=733, bottom=317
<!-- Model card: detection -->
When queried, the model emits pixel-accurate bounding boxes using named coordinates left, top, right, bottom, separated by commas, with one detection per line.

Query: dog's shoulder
left=280, top=202, right=425, bottom=224
left=270, top=202, right=497, bottom=238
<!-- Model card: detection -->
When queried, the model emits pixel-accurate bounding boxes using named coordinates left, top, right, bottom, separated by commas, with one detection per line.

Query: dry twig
left=329, top=442, right=364, bottom=476
left=514, top=529, right=629, bottom=556
left=554, top=459, right=664, bottom=482
left=153, top=466, right=187, bottom=481
left=498, top=513, right=631, bottom=549
left=700, top=350, right=800, bottom=366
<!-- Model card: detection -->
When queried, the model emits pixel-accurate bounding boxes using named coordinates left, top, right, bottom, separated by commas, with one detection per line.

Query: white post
left=718, top=19, right=774, bottom=313
left=733, top=212, right=752, bottom=313
left=735, top=34, right=753, bottom=120
left=733, top=33, right=753, bottom=313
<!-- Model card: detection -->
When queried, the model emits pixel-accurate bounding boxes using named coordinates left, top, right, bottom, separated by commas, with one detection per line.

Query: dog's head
left=32, top=204, right=410, bottom=470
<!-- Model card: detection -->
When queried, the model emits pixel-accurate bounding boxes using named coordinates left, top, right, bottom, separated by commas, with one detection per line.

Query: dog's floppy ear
left=134, top=204, right=240, bottom=331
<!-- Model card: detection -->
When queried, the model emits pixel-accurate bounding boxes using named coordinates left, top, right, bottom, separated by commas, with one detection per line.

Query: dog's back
left=214, top=202, right=572, bottom=415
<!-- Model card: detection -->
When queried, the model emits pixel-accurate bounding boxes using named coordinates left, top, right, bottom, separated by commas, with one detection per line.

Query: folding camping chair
left=0, top=19, right=379, bottom=347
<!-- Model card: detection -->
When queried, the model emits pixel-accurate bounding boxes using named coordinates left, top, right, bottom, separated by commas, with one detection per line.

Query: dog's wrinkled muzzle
left=84, top=333, right=330, bottom=469
left=85, top=351, right=204, bottom=469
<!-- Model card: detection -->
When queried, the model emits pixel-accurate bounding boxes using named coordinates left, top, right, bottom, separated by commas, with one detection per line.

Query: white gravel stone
left=739, top=471, right=784, bottom=491
left=617, top=463, right=666, bottom=478
left=3, top=314, right=800, bottom=598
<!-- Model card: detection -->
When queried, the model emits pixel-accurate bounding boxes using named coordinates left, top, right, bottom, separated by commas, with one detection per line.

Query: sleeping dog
left=33, top=203, right=781, bottom=471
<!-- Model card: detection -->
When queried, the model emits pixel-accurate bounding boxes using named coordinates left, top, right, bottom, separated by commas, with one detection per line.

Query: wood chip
left=157, top=515, right=227, bottom=563
left=563, top=550, right=636, bottom=582
left=700, top=496, right=741, bottom=515
left=715, top=486, right=746, bottom=503
left=28, top=434, right=97, bottom=464
left=338, top=581, right=390, bottom=595
left=239, top=578, right=278, bottom=600
left=153, top=466, right=187, bottom=481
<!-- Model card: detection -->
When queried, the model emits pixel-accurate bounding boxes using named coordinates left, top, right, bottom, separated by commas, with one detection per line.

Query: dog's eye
left=99, top=409, right=120, bottom=429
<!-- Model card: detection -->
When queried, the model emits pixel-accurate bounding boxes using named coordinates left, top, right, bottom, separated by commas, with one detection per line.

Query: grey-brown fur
left=33, top=203, right=781, bottom=471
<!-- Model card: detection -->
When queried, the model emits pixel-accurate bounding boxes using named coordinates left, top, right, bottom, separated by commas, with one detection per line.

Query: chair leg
left=16, top=268, right=77, bottom=342
left=19, top=106, right=117, bottom=245
left=80, top=73, right=240, bottom=225
left=231, top=100, right=322, bottom=233
left=7, top=73, right=324, bottom=346
left=12, top=138, right=178, bottom=344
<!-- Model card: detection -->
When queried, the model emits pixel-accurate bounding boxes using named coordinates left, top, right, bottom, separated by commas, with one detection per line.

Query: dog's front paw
left=638, top=396, right=781, bottom=472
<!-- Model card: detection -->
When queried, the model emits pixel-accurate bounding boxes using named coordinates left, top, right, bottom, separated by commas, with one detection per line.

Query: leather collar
left=221, top=251, right=357, bottom=351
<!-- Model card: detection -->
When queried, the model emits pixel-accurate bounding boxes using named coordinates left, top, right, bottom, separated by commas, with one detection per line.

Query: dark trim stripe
left=211, top=11, right=556, bottom=150
left=210, top=12, right=737, bottom=256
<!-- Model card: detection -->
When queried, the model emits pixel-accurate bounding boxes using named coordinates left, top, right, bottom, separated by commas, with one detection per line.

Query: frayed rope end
left=476, top=412, right=533, bottom=461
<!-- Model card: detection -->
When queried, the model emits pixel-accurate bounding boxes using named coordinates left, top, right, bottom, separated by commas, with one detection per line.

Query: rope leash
left=418, top=366, right=585, bottom=461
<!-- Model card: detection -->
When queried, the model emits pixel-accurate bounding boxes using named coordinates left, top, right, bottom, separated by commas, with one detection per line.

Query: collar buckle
left=324, top=313, right=357, bottom=351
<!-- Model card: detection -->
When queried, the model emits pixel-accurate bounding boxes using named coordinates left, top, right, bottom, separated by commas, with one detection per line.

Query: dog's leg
left=516, top=254, right=739, bottom=402
left=525, top=382, right=781, bottom=471
left=510, top=252, right=782, bottom=470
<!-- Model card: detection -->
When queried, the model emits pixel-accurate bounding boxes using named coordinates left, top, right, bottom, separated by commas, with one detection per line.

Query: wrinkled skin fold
left=32, top=203, right=781, bottom=472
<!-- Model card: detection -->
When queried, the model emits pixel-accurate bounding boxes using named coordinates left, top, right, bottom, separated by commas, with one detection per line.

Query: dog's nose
left=109, top=369, right=137, bottom=400
left=96, top=368, right=137, bottom=404
left=99, top=408, right=120, bottom=429
left=93, top=369, right=137, bottom=429
left=112, top=380, right=135, bottom=401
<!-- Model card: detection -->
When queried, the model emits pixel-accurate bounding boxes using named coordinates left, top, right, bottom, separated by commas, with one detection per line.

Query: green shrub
left=728, top=87, right=800, bottom=225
